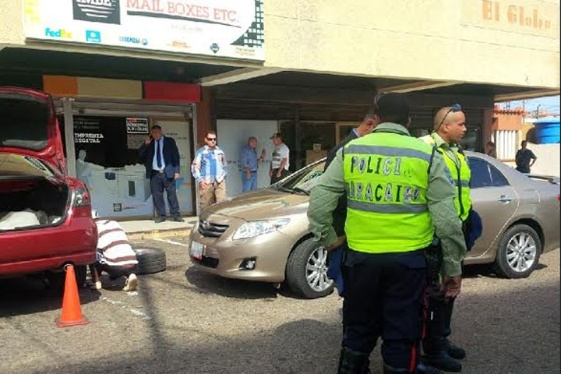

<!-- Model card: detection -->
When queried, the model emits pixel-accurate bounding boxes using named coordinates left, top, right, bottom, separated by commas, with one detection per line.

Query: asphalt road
left=0, top=237, right=559, bottom=374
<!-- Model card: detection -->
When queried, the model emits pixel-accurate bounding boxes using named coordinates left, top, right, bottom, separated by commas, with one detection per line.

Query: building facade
left=1, top=0, right=559, bottom=217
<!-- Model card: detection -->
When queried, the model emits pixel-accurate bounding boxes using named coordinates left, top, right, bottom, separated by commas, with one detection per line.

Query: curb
left=128, top=227, right=193, bottom=241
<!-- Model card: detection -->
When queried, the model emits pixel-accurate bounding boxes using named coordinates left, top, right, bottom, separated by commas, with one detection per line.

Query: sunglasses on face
left=206, top=137, right=217, bottom=141
left=439, top=104, right=462, bottom=127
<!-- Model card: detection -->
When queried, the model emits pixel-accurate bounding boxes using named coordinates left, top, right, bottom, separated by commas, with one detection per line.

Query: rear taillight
left=72, top=187, right=91, bottom=207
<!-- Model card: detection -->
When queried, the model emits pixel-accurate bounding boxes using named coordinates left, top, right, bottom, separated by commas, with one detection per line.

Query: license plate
left=190, top=241, right=205, bottom=260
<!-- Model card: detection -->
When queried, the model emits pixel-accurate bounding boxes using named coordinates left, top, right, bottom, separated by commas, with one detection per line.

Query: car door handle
left=498, top=195, right=512, bottom=202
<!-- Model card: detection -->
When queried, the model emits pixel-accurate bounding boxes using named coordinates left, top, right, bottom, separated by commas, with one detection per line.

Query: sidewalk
left=121, top=216, right=198, bottom=241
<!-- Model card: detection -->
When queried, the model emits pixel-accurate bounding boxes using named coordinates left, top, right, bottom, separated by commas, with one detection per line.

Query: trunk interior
left=0, top=176, right=69, bottom=231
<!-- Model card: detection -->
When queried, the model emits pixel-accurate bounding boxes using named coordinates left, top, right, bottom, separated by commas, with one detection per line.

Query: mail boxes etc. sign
left=23, top=0, right=264, bottom=61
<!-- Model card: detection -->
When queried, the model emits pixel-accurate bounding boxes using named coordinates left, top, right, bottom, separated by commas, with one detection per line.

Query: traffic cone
left=56, top=264, right=90, bottom=328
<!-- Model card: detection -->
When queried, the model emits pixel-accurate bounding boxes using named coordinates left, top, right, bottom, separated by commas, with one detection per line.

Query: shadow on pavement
left=1, top=263, right=559, bottom=374
left=462, top=262, right=548, bottom=279
left=13, top=279, right=560, bottom=374
left=0, top=276, right=100, bottom=317
left=184, top=265, right=279, bottom=300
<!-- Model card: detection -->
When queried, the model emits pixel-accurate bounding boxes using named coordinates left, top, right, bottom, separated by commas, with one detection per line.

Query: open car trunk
left=0, top=154, right=69, bottom=232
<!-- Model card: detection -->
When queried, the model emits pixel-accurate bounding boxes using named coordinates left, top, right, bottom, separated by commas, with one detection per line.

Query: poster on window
left=126, top=117, right=149, bottom=149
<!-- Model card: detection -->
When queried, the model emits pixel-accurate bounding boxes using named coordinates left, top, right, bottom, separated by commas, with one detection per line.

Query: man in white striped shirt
left=90, top=213, right=138, bottom=292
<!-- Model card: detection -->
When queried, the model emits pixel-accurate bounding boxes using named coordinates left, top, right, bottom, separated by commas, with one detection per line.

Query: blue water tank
left=534, top=116, right=560, bottom=144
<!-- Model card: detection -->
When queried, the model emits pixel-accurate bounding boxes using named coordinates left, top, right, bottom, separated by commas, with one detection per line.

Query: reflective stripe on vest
left=343, top=132, right=434, bottom=254
left=420, top=135, right=472, bottom=221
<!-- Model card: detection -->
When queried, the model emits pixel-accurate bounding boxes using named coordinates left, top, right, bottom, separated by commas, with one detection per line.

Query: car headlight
left=233, top=218, right=290, bottom=240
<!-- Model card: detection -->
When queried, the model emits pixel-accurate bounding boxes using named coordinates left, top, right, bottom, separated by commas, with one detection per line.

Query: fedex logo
left=45, top=28, right=72, bottom=38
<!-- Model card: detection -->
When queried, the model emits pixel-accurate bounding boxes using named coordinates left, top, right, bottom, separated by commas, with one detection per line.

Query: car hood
left=0, top=87, right=65, bottom=173
left=203, top=188, right=310, bottom=221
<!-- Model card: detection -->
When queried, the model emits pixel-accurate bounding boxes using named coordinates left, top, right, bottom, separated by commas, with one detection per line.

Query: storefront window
left=59, top=115, right=193, bottom=218
left=280, top=120, right=335, bottom=169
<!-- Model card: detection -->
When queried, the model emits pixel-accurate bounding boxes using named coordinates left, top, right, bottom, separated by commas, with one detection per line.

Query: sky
left=498, top=95, right=560, bottom=116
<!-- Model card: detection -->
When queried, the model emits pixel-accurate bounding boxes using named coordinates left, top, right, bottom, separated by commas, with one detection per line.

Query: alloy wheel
left=506, top=232, right=537, bottom=273
left=305, top=246, right=333, bottom=292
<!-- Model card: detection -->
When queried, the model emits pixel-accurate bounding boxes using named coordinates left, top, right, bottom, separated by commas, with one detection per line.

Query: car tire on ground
left=133, top=247, right=167, bottom=275
left=285, top=238, right=334, bottom=299
left=494, top=224, right=542, bottom=279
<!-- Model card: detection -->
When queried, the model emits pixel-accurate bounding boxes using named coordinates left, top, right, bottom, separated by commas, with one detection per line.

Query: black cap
left=374, top=92, right=410, bottom=118
left=151, top=124, right=162, bottom=130
left=270, top=132, right=282, bottom=139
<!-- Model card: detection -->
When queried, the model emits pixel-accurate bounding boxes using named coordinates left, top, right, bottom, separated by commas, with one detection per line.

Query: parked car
left=0, top=87, right=97, bottom=289
left=188, top=152, right=560, bottom=298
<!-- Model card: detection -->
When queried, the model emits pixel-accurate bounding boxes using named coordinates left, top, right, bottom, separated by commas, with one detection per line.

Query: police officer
left=419, top=105, right=473, bottom=372
left=308, top=93, right=467, bottom=374
left=324, top=107, right=380, bottom=296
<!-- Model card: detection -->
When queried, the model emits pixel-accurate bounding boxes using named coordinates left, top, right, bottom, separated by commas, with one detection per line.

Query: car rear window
left=0, top=94, right=50, bottom=151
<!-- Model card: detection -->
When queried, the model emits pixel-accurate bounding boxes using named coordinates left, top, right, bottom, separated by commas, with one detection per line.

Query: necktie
left=156, top=140, right=163, bottom=169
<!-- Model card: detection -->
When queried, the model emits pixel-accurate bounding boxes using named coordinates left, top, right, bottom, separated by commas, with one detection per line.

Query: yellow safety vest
left=420, top=135, right=472, bottom=221
left=343, top=132, right=434, bottom=253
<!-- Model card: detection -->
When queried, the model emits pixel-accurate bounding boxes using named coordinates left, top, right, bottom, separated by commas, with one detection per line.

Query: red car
left=0, top=87, right=97, bottom=289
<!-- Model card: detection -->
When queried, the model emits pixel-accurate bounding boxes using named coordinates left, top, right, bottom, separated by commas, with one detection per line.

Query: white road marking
left=154, top=238, right=188, bottom=247
left=100, top=296, right=151, bottom=320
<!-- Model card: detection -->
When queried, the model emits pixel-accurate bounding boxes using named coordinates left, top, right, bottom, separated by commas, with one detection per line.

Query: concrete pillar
left=195, top=87, right=214, bottom=148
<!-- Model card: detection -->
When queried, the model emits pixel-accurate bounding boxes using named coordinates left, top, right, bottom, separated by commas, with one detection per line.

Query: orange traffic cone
left=56, top=264, right=90, bottom=328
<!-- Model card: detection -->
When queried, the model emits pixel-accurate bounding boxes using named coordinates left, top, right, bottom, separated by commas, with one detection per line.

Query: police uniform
left=308, top=116, right=466, bottom=374
left=420, top=133, right=472, bottom=372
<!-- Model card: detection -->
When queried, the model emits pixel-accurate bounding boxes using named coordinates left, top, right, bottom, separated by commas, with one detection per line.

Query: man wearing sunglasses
left=419, top=105, right=472, bottom=372
left=191, top=131, right=228, bottom=212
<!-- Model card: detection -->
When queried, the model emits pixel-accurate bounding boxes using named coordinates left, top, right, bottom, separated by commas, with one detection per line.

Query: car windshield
left=274, top=160, right=326, bottom=195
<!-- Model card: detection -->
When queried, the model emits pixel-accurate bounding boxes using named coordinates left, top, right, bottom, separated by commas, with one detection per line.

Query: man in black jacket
left=138, top=123, right=184, bottom=223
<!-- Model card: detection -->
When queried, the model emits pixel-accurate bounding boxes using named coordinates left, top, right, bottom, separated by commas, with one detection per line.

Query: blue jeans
left=242, top=171, right=257, bottom=192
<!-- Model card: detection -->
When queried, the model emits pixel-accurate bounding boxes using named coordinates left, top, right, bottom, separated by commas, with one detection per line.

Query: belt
left=152, top=170, right=164, bottom=174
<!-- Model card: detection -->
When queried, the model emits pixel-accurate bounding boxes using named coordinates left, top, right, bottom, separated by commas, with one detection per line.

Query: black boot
left=416, top=362, right=443, bottom=374
left=443, top=338, right=466, bottom=360
left=337, top=347, right=371, bottom=374
left=422, top=338, right=462, bottom=372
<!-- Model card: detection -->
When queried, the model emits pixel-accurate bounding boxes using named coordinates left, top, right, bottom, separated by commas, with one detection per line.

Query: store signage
left=23, top=0, right=264, bottom=61
left=85, top=30, right=101, bottom=42
left=73, top=0, right=121, bottom=25
left=44, top=28, right=73, bottom=39
left=462, top=0, right=559, bottom=37
left=74, top=117, right=105, bottom=144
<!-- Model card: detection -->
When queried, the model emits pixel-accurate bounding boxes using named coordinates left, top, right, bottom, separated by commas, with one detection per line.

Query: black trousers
left=270, top=168, right=289, bottom=184
left=423, top=281, right=456, bottom=350
left=342, top=250, right=426, bottom=371
left=150, top=171, right=180, bottom=218
left=96, top=263, right=137, bottom=280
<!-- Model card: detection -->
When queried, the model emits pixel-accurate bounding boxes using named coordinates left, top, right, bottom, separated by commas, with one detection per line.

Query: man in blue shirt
left=240, top=136, right=265, bottom=192
left=515, top=140, right=537, bottom=173
left=191, top=131, right=228, bottom=212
